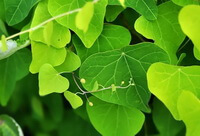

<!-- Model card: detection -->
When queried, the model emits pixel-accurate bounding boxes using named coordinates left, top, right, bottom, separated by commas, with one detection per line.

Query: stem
left=6, top=0, right=100, bottom=41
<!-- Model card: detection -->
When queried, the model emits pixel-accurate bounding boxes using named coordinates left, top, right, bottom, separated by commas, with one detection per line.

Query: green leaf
left=172, top=0, right=200, bottom=6
left=0, top=20, right=8, bottom=36
left=152, top=98, right=184, bottom=136
left=86, top=96, right=145, bottom=136
left=75, top=2, right=94, bottom=33
left=30, top=0, right=71, bottom=48
left=179, top=5, right=200, bottom=60
left=135, top=1, right=185, bottom=63
left=4, top=0, right=39, bottom=26
left=109, top=0, right=158, bottom=20
left=0, top=35, right=8, bottom=52
left=64, top=91, right=83, bottom=109
left=0, top=48, right=31, bottom=106
left=73, top=24, right=131, bottom=62
left=55, top=49, right=81, bottom=73
left=48, top=0, right=107, bottom=48
left=105, top=5, right=124, bottom=22
left=147, top=62, right=200, bottom=119
left=29, top=42, right=66, bottom=74
left=39, top=64, right=69, bottom=96
left=0, top=115, right=24, bottom=136
left=80, top=43, right=170, bottom=112
left=0, top=0, right=5, bottom=21
left=177, top=91, right=200, bottom=136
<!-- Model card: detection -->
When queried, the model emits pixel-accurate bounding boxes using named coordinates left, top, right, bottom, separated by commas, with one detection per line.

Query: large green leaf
left=30, top=0, right=71, bottom=48
left=39, top=64, right=69, bottom=96
left=0, top=48, right=31, bottom=106
left=80, top=43, right=170, bottom=112
left=48, top=0, right=107, bottom=48
left=29, top=42, right=66, bottom=74
left=177, top=91, right=200, bottom=136
left=109, top=0, right=158, bottom=20
left=147, top=62, right=200, bottom=120
left=172, top=0, right=200, bottom=6
left=73, top=24, right=131, bottom=62
left=87, top=96, right=145, bottom=136
left=179, top=5, right=200, bottom=60
left=135, top=1, right=185, bottom=63
left=4, top=0, right=39, bottom=26
left=152, top=98, right=184, bottom=136
left=0, top=115, right=24, bottom=136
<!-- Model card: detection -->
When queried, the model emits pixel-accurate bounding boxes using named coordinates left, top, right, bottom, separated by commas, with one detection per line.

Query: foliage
left=0, top=0, right=200, bottom=135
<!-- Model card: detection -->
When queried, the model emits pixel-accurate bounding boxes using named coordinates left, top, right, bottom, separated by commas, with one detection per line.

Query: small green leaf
left=147, top=62, right=200, bottom=119
left=0, top=35, right=8, bottom=52
left=118, top=0, right=125, bottom=7
left=87, top=96, right=145, bottom=136
left=179, top=5, right=200, bottom=60
left=39, top=64, right=69, bottom=96
left=0, top=115, right=24, bottom=136
left=76, top=2, right=94, bottom=33
left=64, top=91, right=83, bottom=109
left=177, top=91, right=200, bottom=136
left=92, top=81, right=99, bottom=91
left=30, top=42, right=66, bottom=74
left=105, top=5, right=124, bottom=22
left=55, top=49, right=81, bottom=73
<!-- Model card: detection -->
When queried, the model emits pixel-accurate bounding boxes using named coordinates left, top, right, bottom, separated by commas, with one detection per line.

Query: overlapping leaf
left=87, top=97, right=145, bottom=136
left=73, top=24, right=131, bottom=62
left=172, top=0, right=200, bottom=6
left=135, top=1, right=185, bottom=63
left=109, top=0, right=158, bottom=20
left=179, top=5, right=200, bottom=60
left=177, top=91, right=200, bottom=136
left=147, top=62, right=200, bottom=119
left=80, top=43, right=170, bottom=112
left=48, top=0, right=107, bottom=48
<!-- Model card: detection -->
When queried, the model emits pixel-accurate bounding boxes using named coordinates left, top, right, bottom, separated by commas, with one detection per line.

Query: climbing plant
left=0, top=0, right=200, bottom=135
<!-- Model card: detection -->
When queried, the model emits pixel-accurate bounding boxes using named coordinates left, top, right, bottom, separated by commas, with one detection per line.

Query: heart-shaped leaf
left=39, top=64, right=69, bottom=96
left=80, top=43, right=170, bottom=112
left=64, top=91, right=83, bottom=109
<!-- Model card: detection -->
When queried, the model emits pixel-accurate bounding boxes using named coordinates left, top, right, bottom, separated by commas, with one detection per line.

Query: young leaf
left=109, top=0, right=158, bottom=20
left=0, top=35, right=8, bottom=52
left=80, top=43, right=170, bottom=112
left=135, top=1, right=185, bottom=63
left=4, top=0, right=39, bottom=26
left=39, top=64, right=69, bottom=96
left=87, top=96, right=145, bottom=136
left=179, top=5, right=200, bottom=60
left=0, top=115, right=24, bottom=136
left=73, top=24, right=131, bottom=62
left=75, top=2, right=94, bottom=33
left=48, top=0, right=107, bottom=48
left=118, top=0, right=125, bottom=7
left=177, top=91, right=200, bottom=136
left=147, top=62, right=200, bottom=120
left=64, top=91, right=83, bottom=109
left=30, top=0, right=71, bottom=48
left=30, top=42, right=66, bottom=74
left=55, top=49, right=81, bottom=73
